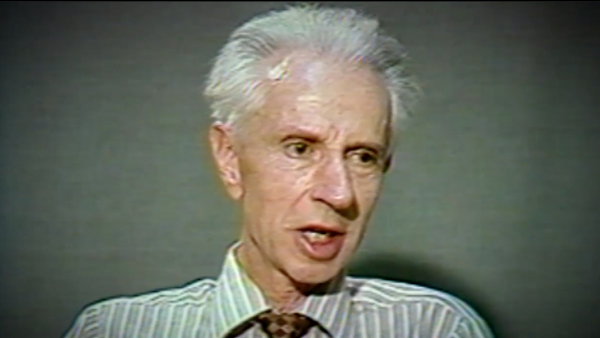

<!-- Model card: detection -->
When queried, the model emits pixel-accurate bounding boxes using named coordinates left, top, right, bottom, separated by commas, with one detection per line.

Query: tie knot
left=255, top=310, right=316, bottom=338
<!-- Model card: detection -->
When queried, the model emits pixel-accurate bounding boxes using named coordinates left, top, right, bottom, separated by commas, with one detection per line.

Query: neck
left=235, top=239, right=315, bottom=312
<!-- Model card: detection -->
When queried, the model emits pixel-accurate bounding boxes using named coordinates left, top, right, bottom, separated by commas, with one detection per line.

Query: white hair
left=203, top=4, right=421, bottom=146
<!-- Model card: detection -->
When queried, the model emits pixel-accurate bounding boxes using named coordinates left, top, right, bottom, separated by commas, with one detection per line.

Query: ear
left=208, top=122, right=244, bottom=200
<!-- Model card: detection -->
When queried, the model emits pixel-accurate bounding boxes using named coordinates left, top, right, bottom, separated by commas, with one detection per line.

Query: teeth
left=304, top=231, right=330, bottom=242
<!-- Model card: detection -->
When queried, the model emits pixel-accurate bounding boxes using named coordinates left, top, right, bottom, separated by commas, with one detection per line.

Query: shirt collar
left=295, top=270, right=354, bottom=337
left=204, top=241, right=353, bottom=338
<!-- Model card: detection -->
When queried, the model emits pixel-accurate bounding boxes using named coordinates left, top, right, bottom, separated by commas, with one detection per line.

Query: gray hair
left=203, top=4, right=420, bottom=146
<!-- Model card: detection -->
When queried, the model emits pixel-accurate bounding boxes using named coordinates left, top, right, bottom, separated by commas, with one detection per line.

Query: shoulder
left=347, top=276, right=471, bottom=311
left=87, top=277, right=217, bottom=312
left=63, top=278, right=216, bottom=338
left=346, top=277, right=495, bottom=338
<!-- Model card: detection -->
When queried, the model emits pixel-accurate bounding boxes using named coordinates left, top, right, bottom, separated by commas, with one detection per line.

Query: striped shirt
left=63, top=242, right=494, bottom=338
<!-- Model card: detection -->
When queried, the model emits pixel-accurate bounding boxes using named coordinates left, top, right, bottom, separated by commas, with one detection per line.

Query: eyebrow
left=278, top=124, right=386, bottom=155
left=278, top=124, right=326, bottom=142
left=346, top=141, right=386, bottom=157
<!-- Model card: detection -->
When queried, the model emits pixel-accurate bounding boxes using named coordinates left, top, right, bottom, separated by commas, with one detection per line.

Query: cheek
left=242, top=154, right=314, bottom=222
left=247, top=153, right=313, bottom=196
left=354, top=175, right=383, bottom=209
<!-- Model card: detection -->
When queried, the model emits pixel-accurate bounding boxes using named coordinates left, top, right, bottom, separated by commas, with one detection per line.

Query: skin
left=208, top=51, right=392, bottom=312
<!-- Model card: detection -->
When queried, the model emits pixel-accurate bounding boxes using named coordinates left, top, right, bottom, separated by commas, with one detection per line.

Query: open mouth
left=300, top=227, right=342, bottom=243
left=295, top=225, right=346, bottom=261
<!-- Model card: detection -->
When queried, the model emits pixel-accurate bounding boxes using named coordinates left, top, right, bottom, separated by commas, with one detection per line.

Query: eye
left=284, top=141, right=312, bottom=158
left=349, top=149, right=380, bottom=168
left=359, top=152, right=377, bottom=164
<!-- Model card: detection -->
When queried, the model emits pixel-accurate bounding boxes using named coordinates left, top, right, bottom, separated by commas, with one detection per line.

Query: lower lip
left=294, top=231, right=345, bottom=261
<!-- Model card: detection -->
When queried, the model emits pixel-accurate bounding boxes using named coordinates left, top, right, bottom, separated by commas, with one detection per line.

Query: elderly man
left=64, top=4, right=494, bottom=338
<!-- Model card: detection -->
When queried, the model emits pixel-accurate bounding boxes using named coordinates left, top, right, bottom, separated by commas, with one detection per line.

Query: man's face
left=212, top=54, right=390, bottom=286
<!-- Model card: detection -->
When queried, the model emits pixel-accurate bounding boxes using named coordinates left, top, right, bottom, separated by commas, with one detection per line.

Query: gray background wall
left=1, top=2, right=599, bottom=338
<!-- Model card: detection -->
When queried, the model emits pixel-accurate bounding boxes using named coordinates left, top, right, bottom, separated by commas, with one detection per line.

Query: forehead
left=253, top=52, right=390, bottom=141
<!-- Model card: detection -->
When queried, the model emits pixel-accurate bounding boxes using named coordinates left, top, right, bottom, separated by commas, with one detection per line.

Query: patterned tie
left=255, top=310, right=316, bottom=338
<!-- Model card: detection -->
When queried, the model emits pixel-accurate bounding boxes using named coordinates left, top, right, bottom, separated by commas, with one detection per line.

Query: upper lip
left=297, top=223, right=347, bottom=235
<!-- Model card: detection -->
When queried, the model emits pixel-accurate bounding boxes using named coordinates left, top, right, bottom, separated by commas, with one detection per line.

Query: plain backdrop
left=1, top=2, right=599, bottom=338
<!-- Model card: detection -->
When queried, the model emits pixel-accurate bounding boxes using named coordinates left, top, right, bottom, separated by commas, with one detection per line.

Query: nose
left=310, top=155, right=356, bottom=214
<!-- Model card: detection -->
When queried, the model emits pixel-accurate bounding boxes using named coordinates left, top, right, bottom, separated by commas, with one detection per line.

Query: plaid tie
left=255, top=310, right=316, bottom=338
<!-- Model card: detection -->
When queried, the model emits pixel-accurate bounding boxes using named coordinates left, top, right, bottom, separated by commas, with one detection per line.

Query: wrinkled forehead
left=249, top=51, right=391, bottom=143
left=262, top=49, right=374, bottom=87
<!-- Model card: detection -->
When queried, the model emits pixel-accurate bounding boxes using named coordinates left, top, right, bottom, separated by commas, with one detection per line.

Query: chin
left=287, top=260, right=343, bottom=286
